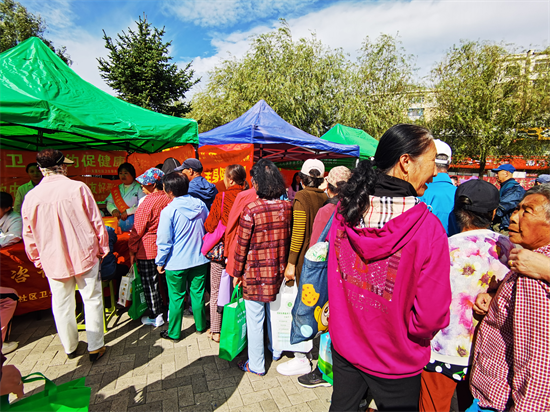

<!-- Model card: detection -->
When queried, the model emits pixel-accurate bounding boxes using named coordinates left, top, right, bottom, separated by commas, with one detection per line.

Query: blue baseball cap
left=536, top=174, right=550, bottom=184
left=492, top=164, right=515, bottom=173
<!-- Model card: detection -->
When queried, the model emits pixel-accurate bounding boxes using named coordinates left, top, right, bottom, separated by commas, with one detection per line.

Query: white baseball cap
left=434, top=139, right=452, bottom=165
left=301, top=159, right=325, bottom=176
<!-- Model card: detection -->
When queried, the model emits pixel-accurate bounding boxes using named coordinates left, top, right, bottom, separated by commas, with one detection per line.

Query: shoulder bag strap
left=317, top=211, right=336, bottom=244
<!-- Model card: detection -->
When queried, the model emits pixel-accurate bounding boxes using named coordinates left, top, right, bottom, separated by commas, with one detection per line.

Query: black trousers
left=330, top=345, right=421, bottom=412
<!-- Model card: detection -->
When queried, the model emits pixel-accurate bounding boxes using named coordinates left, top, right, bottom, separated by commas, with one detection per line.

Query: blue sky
left=17, top=0, right=550, bottom=96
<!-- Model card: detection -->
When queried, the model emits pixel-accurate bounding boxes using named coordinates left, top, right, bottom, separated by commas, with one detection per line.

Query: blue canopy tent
left=199, top=100, right=360, bottom=162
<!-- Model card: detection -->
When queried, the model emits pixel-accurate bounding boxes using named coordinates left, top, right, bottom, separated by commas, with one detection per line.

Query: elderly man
left=420, top=139, right=457, bottom=235
left=535, top=174, right=550, bottom=185
left=22, top=149, right=109, bottom=362
left=468, top=185, right=550, bottom=412
left=175, top=158, right=218, bottom=210
left=491, top=163, right=525, bottom=233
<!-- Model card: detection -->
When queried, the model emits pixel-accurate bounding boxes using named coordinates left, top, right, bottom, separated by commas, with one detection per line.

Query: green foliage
left=0, top=0, right=71, bottom=64
left=429, top=41, right=550, bottom=175
left=190, top=21, right=348, bottom=136
left=98, top=15, right=198, bottom=117
left=190, top=23, right=415, bottom=138
left=338, top=34, right=416, bottom=138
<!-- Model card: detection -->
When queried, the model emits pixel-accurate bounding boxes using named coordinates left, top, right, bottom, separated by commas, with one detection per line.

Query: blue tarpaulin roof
left=199, top=100, right=359, bottom=162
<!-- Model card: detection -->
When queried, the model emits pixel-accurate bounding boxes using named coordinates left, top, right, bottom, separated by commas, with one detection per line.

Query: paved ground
left=4, top=308, right=332, bottom=412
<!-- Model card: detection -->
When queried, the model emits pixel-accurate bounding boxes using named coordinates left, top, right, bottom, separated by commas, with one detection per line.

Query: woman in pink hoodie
left=328, top=124, right=452, bottom=411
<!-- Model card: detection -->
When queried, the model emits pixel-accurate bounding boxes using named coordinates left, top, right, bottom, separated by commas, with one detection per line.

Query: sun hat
left=136, top=168, right=164, bottom=185
left=326, top=166, right=352, bottom=186
left=36, top=149, right=75, bottom=168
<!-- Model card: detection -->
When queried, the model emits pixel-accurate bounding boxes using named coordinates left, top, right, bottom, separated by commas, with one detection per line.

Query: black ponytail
left=338, top=159, right=379, bottom=227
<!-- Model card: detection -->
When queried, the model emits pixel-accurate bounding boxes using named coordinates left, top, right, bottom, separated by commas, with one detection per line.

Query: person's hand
left=120, top=211, right=128, bottom=221
left=111, top=209, right=121, bottom=218
left=0, top=365, right=24, bottom=398
left=129, top=251, right=135, bottom=267
left=473, top=292, right=493, bottom=316
left=157, top=265, right=165, bottom=274
left=509, top=248, right=550, bottom=282
left=284, top=263, right=296, bottom=282
left=233, top=276, right=242, bottom=288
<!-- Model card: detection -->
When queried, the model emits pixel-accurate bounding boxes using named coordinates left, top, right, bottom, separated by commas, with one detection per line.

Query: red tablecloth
left=1, top=234, right=131, bottom=316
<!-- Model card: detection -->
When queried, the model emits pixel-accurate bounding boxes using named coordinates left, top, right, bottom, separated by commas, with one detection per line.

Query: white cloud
left=163, top=0, right=317, bottom=27
left=187, top=0, right=549, bottom=90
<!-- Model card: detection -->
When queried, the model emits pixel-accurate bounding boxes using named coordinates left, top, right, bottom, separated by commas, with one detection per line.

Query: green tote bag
left=219, top=286, right=247, bottom=361
left=0, top=372, right=91, bottom=411
left=128, top=263, right=147, bottom=320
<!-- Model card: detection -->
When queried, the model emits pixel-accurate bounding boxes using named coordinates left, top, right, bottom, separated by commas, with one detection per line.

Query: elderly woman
left=233, top=159, right=292, bottom=376
left=105, top=162, right=145, bottom=232
left=468, top=184, right=550, bottom=412
left=129, top=168, right=171, bottom=327
left=419, top=180, right=514, bottom=412
left=327, top=124, right=452, bottom=411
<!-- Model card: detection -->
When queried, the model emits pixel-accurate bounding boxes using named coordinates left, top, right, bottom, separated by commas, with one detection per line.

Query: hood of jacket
left=172, top=195, right=207, bottom=219
left=339, top=202, right=431, bottom=262
left=189, top=176, right=217, bottom=201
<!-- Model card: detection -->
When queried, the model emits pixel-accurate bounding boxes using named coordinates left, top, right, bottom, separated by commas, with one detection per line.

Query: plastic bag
left=270, top=282, right=313, bottom=353
left=117, top=265, right=135, bottom=307
left=219, top=286, right=247, bottom=361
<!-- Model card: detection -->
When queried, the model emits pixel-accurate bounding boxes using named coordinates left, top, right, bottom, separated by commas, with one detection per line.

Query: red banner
left=199, top=144, right=254, bottom=185
left=128, top=145, right=195, bottom=177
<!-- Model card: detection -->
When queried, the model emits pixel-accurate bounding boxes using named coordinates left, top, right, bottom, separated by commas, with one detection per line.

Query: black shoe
left=298, top=366, right=331, bottom=388
left=67, top=349, right=78, bottom=359
left=160, top=330, right=180, bottom=341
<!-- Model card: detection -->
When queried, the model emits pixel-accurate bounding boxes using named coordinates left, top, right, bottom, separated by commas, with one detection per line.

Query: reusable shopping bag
left=318, top=332, right=333, bottom=385
left=219, top=286, right=247, bottom=361
left=202, top=193, right=226, bottom=256
left=117, top=265, right=135, bottom=307
left=0, top=372, right=91, bottom=411
left=290, top=213, right=334, bottom=344
left=270, top=282, right=314, bottom=353
left=128, top=263, right=147, bottom=320
left=217, top=269, right=231, bottom=308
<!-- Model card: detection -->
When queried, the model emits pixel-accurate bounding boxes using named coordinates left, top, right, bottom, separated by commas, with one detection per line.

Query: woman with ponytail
left=328, top=124, right=452, bottom=411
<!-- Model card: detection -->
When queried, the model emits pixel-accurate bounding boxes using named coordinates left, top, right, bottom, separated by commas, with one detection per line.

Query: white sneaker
left=276, top=357, right=312, bottom=376
left=141, top=314, right=165, bottom=327
left=2, top=341, right=18, bottom=354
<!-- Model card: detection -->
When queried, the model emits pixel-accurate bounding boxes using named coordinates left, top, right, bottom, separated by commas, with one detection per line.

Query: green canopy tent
left=0, top=37, right=198, bottom=153
left=276, top=124, right=378, bottom=171
left=321, top=124, right=378, bottom=159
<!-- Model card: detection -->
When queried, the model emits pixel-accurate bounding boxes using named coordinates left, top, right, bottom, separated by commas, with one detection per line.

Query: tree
left=338, top=34, right=417, bottom=138
left=98, top=15, right=198, bottom=117
left=189, top=21, right=349, bottom=136
left=0, top=0, right=71, bottom=64
left=429, top=41, right=550, bottom=176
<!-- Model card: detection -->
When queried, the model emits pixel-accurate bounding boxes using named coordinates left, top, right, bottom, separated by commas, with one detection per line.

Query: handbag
left=290, top=212, right=334, bottom=344
left=0, top=372, right=91, bottom=411
left=206, top=240, right=225, bottom=263
left=217, top=269, right=231, bottom=308
left=201, top=193, right=226, bottom=256
left=219, top=286, right=247, bottom=361
left=128, top=263, right=147, bottom=320
left=270, top=282, right=314, bottom=353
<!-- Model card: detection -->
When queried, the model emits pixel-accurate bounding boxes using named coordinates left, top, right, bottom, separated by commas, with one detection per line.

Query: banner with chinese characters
left=127, top=145, right=195, bottom=176
left=0, top=242, right=52, bottom=316
left=0, top=149, right=129, bottom=177
left=198, top=144, right=254, bottom=185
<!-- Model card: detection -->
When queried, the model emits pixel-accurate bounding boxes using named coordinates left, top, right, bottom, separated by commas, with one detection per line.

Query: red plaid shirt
left=128, top=191, right=171, bottom=260
left=233, top=198, right=292, bottom=302
left=470, top=244, right=550, bottom=412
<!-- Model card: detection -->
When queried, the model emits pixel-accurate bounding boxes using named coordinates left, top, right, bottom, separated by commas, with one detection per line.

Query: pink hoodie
left=327, top=202, right=451, bottom=379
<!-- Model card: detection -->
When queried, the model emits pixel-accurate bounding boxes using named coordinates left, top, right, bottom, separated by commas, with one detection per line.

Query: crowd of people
left=1, top=124, right=550, bottom=412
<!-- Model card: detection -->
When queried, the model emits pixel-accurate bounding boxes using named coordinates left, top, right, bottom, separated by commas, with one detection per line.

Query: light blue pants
left=245, top=299, right=283, bottom=374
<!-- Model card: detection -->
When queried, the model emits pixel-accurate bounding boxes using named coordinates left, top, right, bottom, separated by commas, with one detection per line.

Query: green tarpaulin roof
left=0, top=37, right=198, bottom=153
left=321, top=124, right=378, bottom=159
